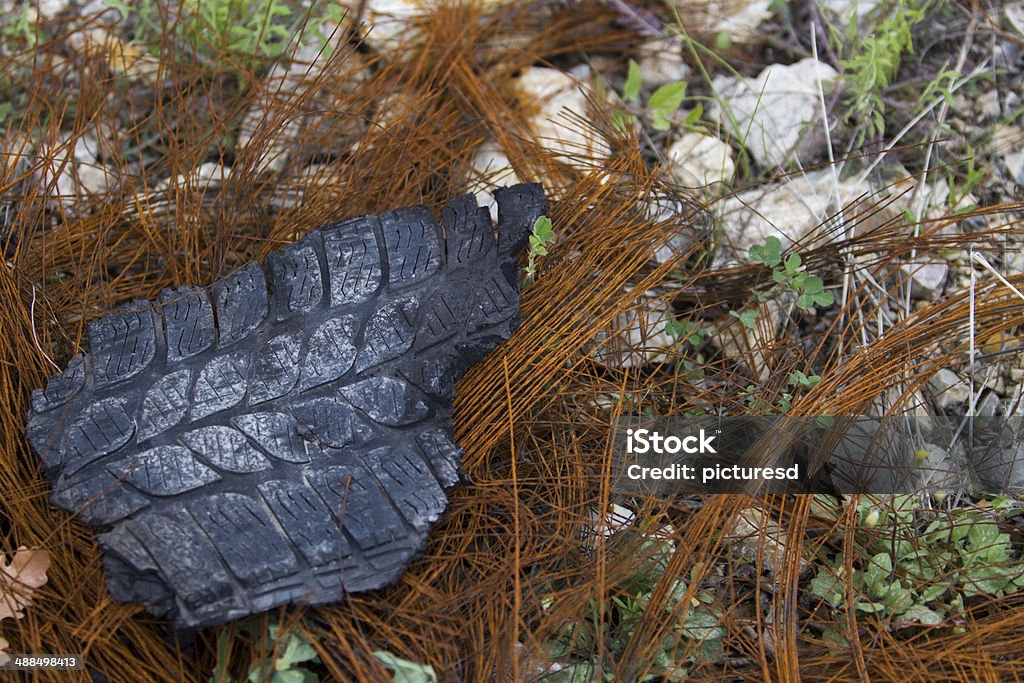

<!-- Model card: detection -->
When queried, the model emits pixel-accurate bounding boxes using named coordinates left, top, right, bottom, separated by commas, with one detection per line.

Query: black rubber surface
left=25, top=184, right=547, bottom=629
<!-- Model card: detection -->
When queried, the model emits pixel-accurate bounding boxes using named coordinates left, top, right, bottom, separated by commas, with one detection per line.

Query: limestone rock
left=711, top=58, right=839, bottom=168
left=667, top=132, right=735, bottom=187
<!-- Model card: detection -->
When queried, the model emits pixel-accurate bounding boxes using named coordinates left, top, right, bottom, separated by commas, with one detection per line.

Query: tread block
left=468, top=273, right=519, bottom=330
left=259, top=479, right=352, bottom=566
left=268, top=238, right=324, bottom=319
left=380, top=206, right=442, bottom=286
left=51, top=470, right=150, bottom=525
left=190, top=493, right=299, bottom=587
left=137, top=369, right=191, bottom=442
left=88, top=301, right=157, bottom=388
left=31, top=354, right=85, bottom=412
left=494, top=183, right=548, bottom=253
left=340, top=376, right=429, bottom=426
left=418, top=294, right=463, bottom=344
left=191, top=352, right=250, bottom=420
left=402, top=356, right=459, bottom=400
left=320, top=216, right=383, bottom=306
left=27, top=409, right=68, bottom=469
left=441, top=194, right=496, bottom=268
left=159, top=286, right=216, bottom=362
left=354, top=297, right=418, bottom=372
left=415, top=428, right=463, bottom=488
left=213, top=262, right=268, bottom=347
left=61, top=397, right=136, bottom=475
left=291, top=397, right=367, bottom=448
left=306, top=465, right=409, bottom=553
left=249, top=333, right=302, bottom=405
left=365, top=447, right=446, bottom=531
left=114, top=511, right=244, bottom=620
left=180, top=426, right=271, bottom=474
left=232, top=413, right=314, bottom=463
left=298, top=315, right=357, bottom=391
left=107, top=445, right=221, bottom=496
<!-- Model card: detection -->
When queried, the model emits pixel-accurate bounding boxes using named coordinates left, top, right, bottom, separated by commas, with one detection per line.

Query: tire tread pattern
left=25, top=184, right=546, bottom=628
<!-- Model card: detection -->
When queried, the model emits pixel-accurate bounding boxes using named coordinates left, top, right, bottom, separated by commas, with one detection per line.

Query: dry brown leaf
left=0, top=547, right=51, bottom=622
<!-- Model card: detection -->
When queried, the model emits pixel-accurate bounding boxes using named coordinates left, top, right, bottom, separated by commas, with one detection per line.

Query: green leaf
left=272, top=670, right=318, bottom=683
left=373, top=651, right=439, bottom=683
left=623, top=59, right=642, bottom=102
left=814, top=290, right=835, bottom=307
left=900, top=604, right=944, bottom=626
left=763, top=236, right=782, bottom=266
left=729, top=309, right=758, bottom=329
left=802, top=276, right=824, bottom=295
left=648, top=81, right=686, bottom=130
left=532, top=215, right=554, bottom=243
left=683, top=103, right=703, bottom=128
left=785, top=252, right=801, bottom=273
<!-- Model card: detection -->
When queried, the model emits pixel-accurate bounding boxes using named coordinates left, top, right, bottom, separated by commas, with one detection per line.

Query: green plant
left=810, top=495, right=1024, bottom=642
left=523, top=215, right=554, bottom=284
left=209, top=620, right=321, bottom=683
left=104, top=0, right=345, bottom=74
left=610, top=59, right=689, bottom=133
left=665, top=317, right=707, bottom=348
left=776, top=371, right=822, bottom=412
left=542, top=528, right=725, bottom=680
left=748, top=236, right=835, bottom=310
left=372, top=651, right=438, bottom=683
left=837, top=0, right=931, bottom=142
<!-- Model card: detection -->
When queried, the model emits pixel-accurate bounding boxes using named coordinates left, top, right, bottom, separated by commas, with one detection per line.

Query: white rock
left=1006, top=2, right=1024, bottom=37
left=468, top=141, right=521, bottom=223
left=515, top=66, right=610, bottom=173
left=637, top=37, right=690, bottom=86
left=928, top=368, right=970, bottom=409
left=666, top=131, right=735, bottom=187
left=715, top=167, right=870, bottom=259
left=591, top=293, right=675, bottom=368
left=35, top=0, right=66, bottom=20
left=975, top=391, right=1002, bottom=418
left=154, top=163, right=231, bottom=193
left=37, top=134, right=113, bottom=204
left=358, top=0, right=424, bottom=52
left=900, top=259, right=948, bottom=300
left=727, top=507, right=809, bottom=574
left=711, top=58, right=839, bottom=169
left=818, top=0, right=883, bottom=25
left=689, top=0, right=772, bottom=43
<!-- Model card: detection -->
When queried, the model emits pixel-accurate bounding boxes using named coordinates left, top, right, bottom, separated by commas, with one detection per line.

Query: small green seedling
left=610, top=60, right=688, bottom=133
left=523, top=215, right=554, bottom=285
left=665, top=317, right=708, bottom=348
left=749, top=236, right=835, bottom=310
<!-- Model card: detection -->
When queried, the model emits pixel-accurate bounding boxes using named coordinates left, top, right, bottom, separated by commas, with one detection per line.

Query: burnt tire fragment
left=26, top=183, right=547, bottom=628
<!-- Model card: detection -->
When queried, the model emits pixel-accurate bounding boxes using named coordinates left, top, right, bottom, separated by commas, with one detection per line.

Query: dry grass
left=2, top=1, right=1024, bottom=680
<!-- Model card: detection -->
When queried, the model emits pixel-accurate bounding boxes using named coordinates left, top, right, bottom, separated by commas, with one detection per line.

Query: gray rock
left=901, top=260, right=948, bottom=300
left=711, top=58, right=839, bottom=168
left=973, top=421, right=1024, bottom=492
left=928, top=369, right=970, bottom=410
